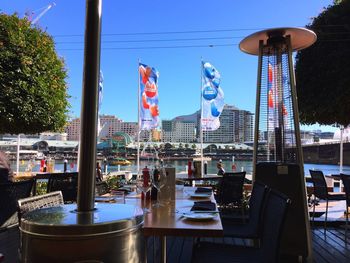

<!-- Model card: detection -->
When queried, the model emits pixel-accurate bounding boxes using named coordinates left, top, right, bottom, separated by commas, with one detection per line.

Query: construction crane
left=25, top=2, right=56, bottom=25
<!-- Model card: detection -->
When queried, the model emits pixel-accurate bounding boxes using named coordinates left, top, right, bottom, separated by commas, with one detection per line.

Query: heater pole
left=252, top=40, right=264, bottom=181
left=77, top=0, right=102, bottom=212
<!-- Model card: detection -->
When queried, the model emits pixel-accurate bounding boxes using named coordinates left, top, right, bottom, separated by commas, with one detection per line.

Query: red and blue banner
left=201, top=62, right=224, bottom=131
left=139, top=63, right=160, bottom=130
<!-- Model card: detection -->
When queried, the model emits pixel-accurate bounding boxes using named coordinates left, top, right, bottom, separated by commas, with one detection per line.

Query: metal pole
left=252, top=40, right=263, bottom=182
left=77, top=0, right=102, bottom=212
left=137, top=59, right=141, bottom=175
left=200, top=59, right=204, bottom=177
left=340, top=126, right=344, bottom=173
left=286, top=35, right=313, bottom=262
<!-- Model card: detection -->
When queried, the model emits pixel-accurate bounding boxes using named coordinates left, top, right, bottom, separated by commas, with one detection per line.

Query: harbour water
left=11, top=159, right=350, bottom=176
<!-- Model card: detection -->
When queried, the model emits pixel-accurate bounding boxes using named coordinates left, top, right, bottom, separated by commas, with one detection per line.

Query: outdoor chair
left=340, top=173, right=350, bottom=229
left=217, top=172, right=246, bottom=217
left=309, top=170, right=346, bottom=231
left=0, top=168, right=11, bottom=184
left=222, top=181, right=269, bottom=241
left=46, top=172, right=78, bottom=203
left=0, top=179, right=34, bottom=231
left=17, top=191, right=64, bottom=222
left=95, top=181, right=110, bottom=196
left=192, top=189, right=291, bottom=263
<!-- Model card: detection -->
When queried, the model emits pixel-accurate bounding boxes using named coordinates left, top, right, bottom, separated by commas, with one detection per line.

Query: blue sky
left=2, top=0, right=337, bottom=132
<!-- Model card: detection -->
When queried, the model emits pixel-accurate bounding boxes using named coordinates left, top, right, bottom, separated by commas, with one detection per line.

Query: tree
left=295, top=0, right=350, bottom=127
left=0, top=14, right=69, bottom=134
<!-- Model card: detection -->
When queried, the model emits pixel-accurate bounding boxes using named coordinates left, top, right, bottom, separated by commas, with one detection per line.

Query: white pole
left=340, top=126, right=344, bottom=173
left=16, top=134, right=20, bottom=174
left=137, top=59, right=141, bottom=175
left=200, top=59, right=204, bottom=177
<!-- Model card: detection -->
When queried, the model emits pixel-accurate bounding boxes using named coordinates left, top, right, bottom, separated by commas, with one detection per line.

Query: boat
left=109, top=158, right=131, bottom=166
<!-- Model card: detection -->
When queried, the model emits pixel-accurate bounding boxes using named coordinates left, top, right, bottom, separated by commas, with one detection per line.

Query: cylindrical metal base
left=20, top=204, right=144, bottom=263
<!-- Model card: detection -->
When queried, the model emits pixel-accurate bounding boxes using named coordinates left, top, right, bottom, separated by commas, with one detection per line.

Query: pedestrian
left=217, top=162, right=225, bottom=176
left=96, top=162, right=103, bottom=181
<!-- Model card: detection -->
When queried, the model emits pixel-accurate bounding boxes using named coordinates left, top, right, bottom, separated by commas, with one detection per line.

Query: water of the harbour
left=10, top=159, right=350, bottom=176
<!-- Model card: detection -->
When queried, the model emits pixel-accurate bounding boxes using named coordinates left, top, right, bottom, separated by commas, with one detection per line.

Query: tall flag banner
left=98, top=70, right=103, bottom=110
left=139, top=63, right=160, bottom=130
left=201, top=62, right=224, bottom=131
left=267, top=62, right=288, bottom=130
left=97, top=70, right=104, bottom=136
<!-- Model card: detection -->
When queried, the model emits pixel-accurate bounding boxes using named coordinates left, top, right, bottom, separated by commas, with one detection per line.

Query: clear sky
left=2, top=0, right=337, bottom=132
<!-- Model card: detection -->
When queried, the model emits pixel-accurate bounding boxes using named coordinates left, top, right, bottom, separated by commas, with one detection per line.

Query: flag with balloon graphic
left=139, top=63, right=160, bottom=130
left=201, top=62, right=224, bottom=131
left=267, top=62, right=288, bottom=131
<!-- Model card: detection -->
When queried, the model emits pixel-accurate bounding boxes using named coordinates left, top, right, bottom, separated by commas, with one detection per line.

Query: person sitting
left=0, top=151, right=13, bottom=183
left=217, top=162, right=225, bottom=176
left=96, top=162, right=103, bottom=182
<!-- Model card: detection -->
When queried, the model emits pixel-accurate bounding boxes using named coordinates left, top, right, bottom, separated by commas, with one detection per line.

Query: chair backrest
left=17, top=191, right=64, bottom=221
left=260, top=189, right=291, bottom=263
left=95, top=181, right=110, bottom=196
left=0, top=167, right=10, bottom=184
left=341, top=173, right=350, bottom=206
left=247, top=181, right=269, bottom=235
left=309, top=170, right=328, bottom=199
left=47, top=173, right=78, bottom=203
left=0, top=179, right=34, bottom=228
left=218, top=171, right=246, bottom=205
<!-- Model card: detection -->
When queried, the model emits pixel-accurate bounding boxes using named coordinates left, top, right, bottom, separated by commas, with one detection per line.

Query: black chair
left=222, top=181, right=269, bottom=240
left=95, top=181, right=110, bottom=196
left=217, top=172, right=246, bottom=216
left=46, top=173, right=78, bottom=203
left=309, top=170, right=345, bottom=230
left=0, top=168, right=11, bottom=184
left=192, top=189, right=291, bottom=263
left=340, top=173, right=350, bottom=228
left=0, top=179, right=34, bottom=230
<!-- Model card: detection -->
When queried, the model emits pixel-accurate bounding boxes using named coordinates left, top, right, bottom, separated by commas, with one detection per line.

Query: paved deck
left=2, top=226, right=350, bottom=262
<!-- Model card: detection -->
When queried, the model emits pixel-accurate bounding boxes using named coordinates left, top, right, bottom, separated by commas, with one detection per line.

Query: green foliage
left=36, top=181, right=48, bottom=195
left=295, top=0, right=350, bottom=127
left=0, top=14, right=69, bottom=134
left=105, top=175, right=123, bottom=190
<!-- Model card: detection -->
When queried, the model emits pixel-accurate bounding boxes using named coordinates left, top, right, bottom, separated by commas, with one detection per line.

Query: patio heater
left=240, top=28, right=316, bottom=261
left=19, top=1, right=144, bottom=262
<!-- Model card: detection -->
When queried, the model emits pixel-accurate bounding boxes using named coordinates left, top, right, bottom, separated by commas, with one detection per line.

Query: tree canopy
left=0, top=13, right=69, bottom=134
left=295, top=0, right=350, bottom=127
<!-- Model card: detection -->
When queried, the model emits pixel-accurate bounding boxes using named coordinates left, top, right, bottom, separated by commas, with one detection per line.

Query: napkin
left=191, top=201, right=216, bottom=211
left=195, top=187, right=212, bottom=194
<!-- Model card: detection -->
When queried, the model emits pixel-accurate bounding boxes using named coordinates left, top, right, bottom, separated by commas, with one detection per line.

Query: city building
left=201, top=105, right=254, bottom=143
left=162, top=119, right=196, bottom=143
left=161, top=104, right=254, bottom=143
left=65, top=115, right=139, bottom=141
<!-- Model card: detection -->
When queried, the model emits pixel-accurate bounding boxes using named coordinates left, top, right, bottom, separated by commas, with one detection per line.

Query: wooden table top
left=124, top=187, right=223, bottom=237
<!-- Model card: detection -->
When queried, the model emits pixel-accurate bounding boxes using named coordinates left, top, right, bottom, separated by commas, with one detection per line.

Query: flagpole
left=137, top=59, right=141, bottom=175
left=200, top=58, right=204, bottom=178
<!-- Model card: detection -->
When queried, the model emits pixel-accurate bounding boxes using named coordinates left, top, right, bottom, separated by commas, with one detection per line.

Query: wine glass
left=136, top=174, right=152, bottom=213
left=152, top=166, right=167, bottom=207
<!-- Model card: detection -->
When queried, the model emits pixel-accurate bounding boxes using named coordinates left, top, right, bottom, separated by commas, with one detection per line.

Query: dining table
left=120, top=186, right=224, bottom=263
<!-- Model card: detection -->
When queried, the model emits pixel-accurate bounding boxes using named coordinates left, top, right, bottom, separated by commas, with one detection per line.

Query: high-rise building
left=65, top=118, right=81, bottom=141
left=202, top=105, right=254, bottom=143
left=163, top=104, right=254, bottom=143
left=65, top=115, right=139, bottom=141
left=161, top=119, right=196, bottom=143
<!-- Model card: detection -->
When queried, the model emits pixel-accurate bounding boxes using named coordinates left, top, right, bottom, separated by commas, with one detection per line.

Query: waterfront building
left=201, top=105, right=254, bottom=143
left=65, top=115, right=139, bottom=141
left=161, top=119, right=196, bottom=143
left=161, top=104, right=254, bottom=143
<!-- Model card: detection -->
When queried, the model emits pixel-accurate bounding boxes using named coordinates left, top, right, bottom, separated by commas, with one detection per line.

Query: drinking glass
left=136, top=174, right=152, bottom=213
left=152, top=166, right=167, bottom=207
